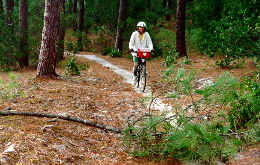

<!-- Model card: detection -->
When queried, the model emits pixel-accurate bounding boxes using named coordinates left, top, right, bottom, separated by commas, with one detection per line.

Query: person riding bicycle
left=129, top=21, right=153, bottom=82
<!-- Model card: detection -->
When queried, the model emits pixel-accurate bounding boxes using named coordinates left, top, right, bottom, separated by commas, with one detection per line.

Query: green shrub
left=123, top=114, right=241, bottom=164
left=66, top=42, right=78, bottom=54
left=101, top=47, right=112, bottom=55
left=65, top=57, right=80, bottom=76
left=124, top=66, right=259, bottom=164
left=189, top=0, right=259, bottom=67
left=228, top=77, right=260, bottom=129
left=196, top=73, right=260, bottom=130
left=0, top=73, right=24, bottom=100
left=110, top=48, right=122, bottom=57
left=155, top=28, right=178, bottom=65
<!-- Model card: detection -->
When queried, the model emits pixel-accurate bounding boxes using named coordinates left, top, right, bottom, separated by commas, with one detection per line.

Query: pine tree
left=115, top=0, right=128, bottom=51
left=36, top=0, right=60, bottom=77
left=175, top=0, right=187, bottom=57
left=19, top=0, right=29, bottom=68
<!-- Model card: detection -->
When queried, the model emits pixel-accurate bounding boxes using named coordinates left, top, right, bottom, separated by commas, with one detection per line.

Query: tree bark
left=147, top=0, right=151, bottom=8
left=19, top=0, right=29, bottom=68
left=36, top=0, right=60, bottom=78
left=115, top=0, right=128, bottom=51
left=77, top=0, right=84, bottom=51
left=67, top=0, right=72, bottom=14
left=0, top=110, right=122, bottom=134
left=175, top=0, right=187, bottom=57
left=0, top=0, right=3, bottom=15
left=57, top=0, right=66, bottom=62
left=73, top=0, right=77, bottom=31
left=163, top=0, right=166, bottom=8
left=4, top=0, right=14, bottom=25
left=163, top=0, right=172, bottom=21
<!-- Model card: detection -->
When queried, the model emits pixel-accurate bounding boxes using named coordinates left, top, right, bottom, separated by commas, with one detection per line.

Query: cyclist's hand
left=131, top=52, right=137, bottom=57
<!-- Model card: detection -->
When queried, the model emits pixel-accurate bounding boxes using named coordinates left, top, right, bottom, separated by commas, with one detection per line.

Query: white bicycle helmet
left=137, top=21, right=146, bottom=28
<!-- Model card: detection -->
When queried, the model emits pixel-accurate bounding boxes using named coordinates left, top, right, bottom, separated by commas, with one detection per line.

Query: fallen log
left=0, top=110, right=122, bottom=134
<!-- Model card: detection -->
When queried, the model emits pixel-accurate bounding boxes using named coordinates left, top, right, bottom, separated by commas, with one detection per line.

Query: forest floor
left=0, top=51, right=259, bottom=165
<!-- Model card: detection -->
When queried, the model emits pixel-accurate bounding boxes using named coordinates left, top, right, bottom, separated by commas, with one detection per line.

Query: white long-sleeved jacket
left=129, top=31, right=153, bottom=52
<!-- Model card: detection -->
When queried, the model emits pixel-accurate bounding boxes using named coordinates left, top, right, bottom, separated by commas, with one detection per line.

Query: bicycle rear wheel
left=136, top=65, right=141, bottom=88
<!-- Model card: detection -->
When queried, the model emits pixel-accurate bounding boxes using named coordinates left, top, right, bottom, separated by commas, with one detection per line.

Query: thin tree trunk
left=67, top=0, right=72, bottom=14
left=168, top=0, right=172, bottom=8
left=164, top=0, right=171, bottom=21
left=19, top=0, right=29, bottom=68
left=57, top=0, right=66, bottom=62
left=0, top=0, right=3, bottom=15
left=147, top=0, right=151, bottom=8
left=115, top=0, right=128, bottom=51
left=73, top=0, right=77, bottom=31
left=163, top=0, right=166, bottom=8
left=36, top=0, right=60, bottom=78
left=73, top=0, right=77, bottom=13
left=175, top=0, right=187, bottom=57
left=77, top=0, right=84, bottom=51
left=4, top=0, right=14, bottom=25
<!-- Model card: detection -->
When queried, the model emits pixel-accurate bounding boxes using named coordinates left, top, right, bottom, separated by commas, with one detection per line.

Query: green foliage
left=195, top=72, right=240, bottom=104
left=255, top=121, right=260, bottom=142
left=0, top=73, right=24, bottom=100
left=156, top=28, right=178, bottom=66
left=65, top=57, right=80, bottom=76
left=84, top=0, right=119, bottom=33
left=110, top=48, right=122, bottom=58
left=123, top=114, right=242, bottom=164
left=196, top=73, right=260, bottom=130
left=0, top=15, right=19, bottom=71
left=66, top=42, right=78, bottom=54
left=228, top=77, right=260, bottom=129
left=0, top=0, right=44, bottom=70
left=101, top=47, right=112, bottom=56
left=124, top=66, right=259, bottom=163
left=189, top=0, right=259, bottom=67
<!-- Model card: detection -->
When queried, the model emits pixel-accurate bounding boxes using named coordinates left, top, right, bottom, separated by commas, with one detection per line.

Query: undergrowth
left=0, top=73, right=24, bottom=101
left=123, top=60, right=260, bottom=164
left=64, top=56, right=88, bottom=77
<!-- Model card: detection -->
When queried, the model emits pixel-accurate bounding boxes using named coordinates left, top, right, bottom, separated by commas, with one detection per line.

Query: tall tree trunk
left=4, top=0, right=14, bottom=25
left=77, top=0, right=84, bottom=51
left=73, top=0, right=77, bottom=31
left=163, top=0, right=171, bottom=21
left=163, top=0, right=166, bottom=8
left=115, top=0, right=128, bottom=51
left=0, top=0, right=3, bottom=15
left=57, top=0, right=66, bottom=62
left=175, top=0, right=187, bottom=57
left=147, top=0, right=151, bottom=8
left=36, top=0, right=60, bottom=78
left=19, top=0, right=29, bottom=68
left=67, top=0, right=72, bottom=14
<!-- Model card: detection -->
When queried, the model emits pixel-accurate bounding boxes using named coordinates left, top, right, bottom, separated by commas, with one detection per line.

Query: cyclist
left=129, top=21, right=153, bottom=83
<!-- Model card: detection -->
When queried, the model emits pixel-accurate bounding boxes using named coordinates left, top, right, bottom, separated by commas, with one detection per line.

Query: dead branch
left=0, top=110, right=122, bottom=134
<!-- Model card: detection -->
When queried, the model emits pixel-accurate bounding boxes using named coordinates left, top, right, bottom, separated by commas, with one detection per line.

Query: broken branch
left=0, top=110, right=122, bottom=134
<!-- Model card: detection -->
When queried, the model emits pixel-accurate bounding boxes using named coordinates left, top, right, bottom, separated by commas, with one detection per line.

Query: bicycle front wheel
left=140, top=65, right=146, bottom=92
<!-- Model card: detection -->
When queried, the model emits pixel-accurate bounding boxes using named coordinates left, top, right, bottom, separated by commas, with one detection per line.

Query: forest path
left=77, top=54, right=172, bottom=115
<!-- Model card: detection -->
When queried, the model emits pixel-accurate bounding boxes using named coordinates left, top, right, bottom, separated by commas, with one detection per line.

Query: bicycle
left=134, top=49, right=151, bottom=92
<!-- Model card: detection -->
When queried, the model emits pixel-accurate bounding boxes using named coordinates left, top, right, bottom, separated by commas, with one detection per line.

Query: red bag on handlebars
left=138, top=48, right=151, bottom=59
